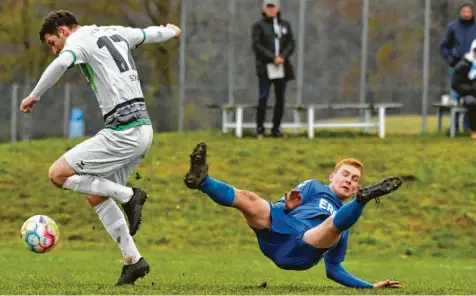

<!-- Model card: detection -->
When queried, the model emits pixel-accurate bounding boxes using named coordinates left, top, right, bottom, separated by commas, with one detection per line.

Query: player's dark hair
left=39, top=10, right=79, bottom=43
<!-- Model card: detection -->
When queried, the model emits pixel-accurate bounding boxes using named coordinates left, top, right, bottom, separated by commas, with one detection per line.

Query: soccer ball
left=20, top=215, right=60, bottom=253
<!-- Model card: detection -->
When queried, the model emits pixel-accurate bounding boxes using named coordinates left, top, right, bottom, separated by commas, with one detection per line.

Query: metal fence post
left=178, top=0, right=187, bottom=132
left=421, top=0, right=431, bottom=133
left=228, top=0, right=236, bottom=106
left=359, top=0, right=369, bottom=117
left=296, top=0, right=306, bottom=106
left=10, top=84, right=19, bottom=142
left=63, top=83, right=71, bottom=138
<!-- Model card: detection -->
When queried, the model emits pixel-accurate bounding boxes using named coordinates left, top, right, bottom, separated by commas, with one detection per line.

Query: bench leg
left=307, top=106, right=315, bottom=139
left=378, top=107, right=386, bottom=138
left=293, top=110, right=300, bottom=135
left=222, top=109, right=229, bottom=133
left=235, top=107, right=243, bottom=138
left=437, top=109, right=442, bottom=132
left=364, top=109, right=371, bottom=134
left=450, top=109, right=456, bottom=138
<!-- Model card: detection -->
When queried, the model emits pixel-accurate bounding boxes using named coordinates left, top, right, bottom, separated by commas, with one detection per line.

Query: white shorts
left=64, top=125, right=153, bottom=185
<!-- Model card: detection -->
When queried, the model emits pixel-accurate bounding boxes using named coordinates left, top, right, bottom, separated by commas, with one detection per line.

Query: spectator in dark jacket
left=440, top=3, right=476, bottom=131
left=252, top=0, right=295, bottom=138
left=452, top=39, right=476, bottom=139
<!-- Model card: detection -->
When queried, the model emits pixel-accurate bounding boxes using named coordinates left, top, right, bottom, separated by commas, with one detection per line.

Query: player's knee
left=236, top=190, right=263, bottom=214
left=236, top=190, right=259, bottom=207
left=325, top=215, right=342, bottom=234
left=48, top=164, right=66, bottom=188
left=237, top=190, right=259, bottom=202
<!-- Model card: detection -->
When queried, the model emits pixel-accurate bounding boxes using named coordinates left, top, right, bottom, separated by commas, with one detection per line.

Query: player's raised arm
left=20, top=53, right=74, bottom=113
left=114, top=24, right=181, bottom=50
left=323, top=232, right=402, bottom=289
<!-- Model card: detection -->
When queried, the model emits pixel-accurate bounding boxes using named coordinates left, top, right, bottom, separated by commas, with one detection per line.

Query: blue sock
left=333, top=198, right=365, bottom=231
left=200, top=176, right=235, bottom=207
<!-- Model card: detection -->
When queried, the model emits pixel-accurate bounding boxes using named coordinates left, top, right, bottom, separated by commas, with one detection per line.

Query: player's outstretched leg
left=184, top=142, right=234, bottom=206
left=303, top=176, right=403, bottom=248
left=356, top=176, right=403, bottom=204
left=184, top=142, right=271, bottom=229
left=64, top=175, right=148, bottom=236
left=51, top=160, right=148, bottom=236
left=333, top=176, right=403, bottom=231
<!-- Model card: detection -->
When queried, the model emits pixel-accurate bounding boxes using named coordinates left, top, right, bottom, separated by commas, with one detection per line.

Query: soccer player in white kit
left=20, top=10, right=181, bottom=286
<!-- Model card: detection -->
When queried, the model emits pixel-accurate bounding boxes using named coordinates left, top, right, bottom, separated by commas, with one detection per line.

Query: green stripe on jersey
left=79, top=64, right=98, bottom=93
left=60, top=50, right=77, bottom=64
left=106, top=119, right=152, bottom=131
left=138, top=29, right=146, bottom=46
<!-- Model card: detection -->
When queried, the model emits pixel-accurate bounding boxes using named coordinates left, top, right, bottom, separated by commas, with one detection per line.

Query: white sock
left=94, top=198, right=141, bottom=265
left=63, top=174, right=133, bottom=203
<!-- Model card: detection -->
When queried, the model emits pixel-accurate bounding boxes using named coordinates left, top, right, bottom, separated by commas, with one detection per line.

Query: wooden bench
left=432, top=103, right=467, bottom=138
left=207, top=103, right=403, bottom=139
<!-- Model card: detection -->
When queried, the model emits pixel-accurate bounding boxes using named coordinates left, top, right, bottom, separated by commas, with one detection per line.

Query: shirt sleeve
left=324, top=232, right=373, bottom=289
left=60, top=34, right=88, bottom=65
left=274, top=179, right=318, bottom=211
left=113, top=25, right=176, bottom=49
left=295, top=179, right=318, bottom=204
left=28, top=53, right=75, bottom=100
left=111, top=26, right=146, bottom=49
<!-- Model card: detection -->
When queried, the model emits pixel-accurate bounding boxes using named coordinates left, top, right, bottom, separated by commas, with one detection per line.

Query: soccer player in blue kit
left=184, top=142, right=403, bottom=289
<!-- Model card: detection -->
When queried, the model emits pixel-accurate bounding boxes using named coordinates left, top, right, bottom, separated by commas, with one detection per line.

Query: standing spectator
left=440, top=3, right=476, bottom=131
left=451, top=39, right=476, bottom=139
left=252, top=0, right=295, bottom=138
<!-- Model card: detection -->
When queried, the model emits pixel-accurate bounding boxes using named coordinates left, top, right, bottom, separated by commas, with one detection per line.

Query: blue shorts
left=252, top=202, right=329, bottom=271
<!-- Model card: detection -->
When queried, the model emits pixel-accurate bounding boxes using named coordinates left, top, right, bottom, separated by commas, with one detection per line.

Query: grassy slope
left=0, top=124, right=475, bottom=258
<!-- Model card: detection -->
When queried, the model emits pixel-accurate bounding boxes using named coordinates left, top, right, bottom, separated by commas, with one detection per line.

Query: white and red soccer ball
left=20, top=215, right=60, bottom=253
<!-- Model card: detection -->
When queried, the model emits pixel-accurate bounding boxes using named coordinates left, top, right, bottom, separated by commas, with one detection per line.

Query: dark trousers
left=461, top=95, right=476, bottom=131
left=257, top=75, right=287, bottom=132
left=468, top=106, right=476, bottom=131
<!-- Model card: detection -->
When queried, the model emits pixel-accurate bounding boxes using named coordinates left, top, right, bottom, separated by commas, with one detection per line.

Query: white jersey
left=61, top=25, right=149, bottom=129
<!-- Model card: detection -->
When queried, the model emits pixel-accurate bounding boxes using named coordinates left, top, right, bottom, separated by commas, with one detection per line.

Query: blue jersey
left=269, top=179, right=343, bottom=236
left=278, top=179, right=343, bottom=217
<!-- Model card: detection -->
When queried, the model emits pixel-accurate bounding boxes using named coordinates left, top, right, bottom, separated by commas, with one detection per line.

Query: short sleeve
left=294, top=179, right=319, bottom=204
left=60, top=34, right=88, bottom=65
left=111, top=26, right=146, bottom=49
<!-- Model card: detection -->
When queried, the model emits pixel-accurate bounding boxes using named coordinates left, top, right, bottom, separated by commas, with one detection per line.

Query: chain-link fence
left=178, top=0, right=472, bottom=131
left=0, top=0, right=472, bottom=142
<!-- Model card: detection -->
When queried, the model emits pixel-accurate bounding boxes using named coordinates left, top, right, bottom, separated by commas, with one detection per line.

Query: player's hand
left=20, top=97, right=39, bottom=114
left=284, top=189, right=302, bottom=211
left=166, top=23, right=182, bottom=39
left=373, top=280, right=402, bottom=289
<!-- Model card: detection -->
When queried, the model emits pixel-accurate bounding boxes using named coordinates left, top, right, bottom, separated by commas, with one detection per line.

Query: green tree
left=0, top=0, right=52, bottom=82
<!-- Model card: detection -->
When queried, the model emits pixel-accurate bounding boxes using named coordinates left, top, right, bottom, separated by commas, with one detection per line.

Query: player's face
left=44, top=33, right=66, bottom=55
left=264, top=5, right=278, bottom=17
left=461, top=6, right=473, bottom=20
left=328, top=164, right=361, bottom=200
left=43, top=26, right=73, bottom=55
